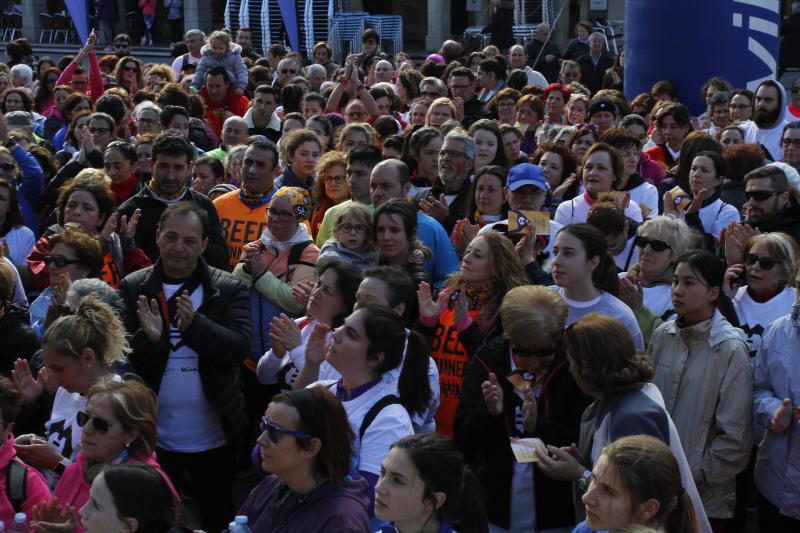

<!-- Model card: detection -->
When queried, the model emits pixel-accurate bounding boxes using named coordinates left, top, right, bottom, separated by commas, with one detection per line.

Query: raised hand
left=481, top=372, right=504, bottom=417
left=11, top=358, right=44, bottom=407
left=175, top=290, right=195, bottom=331
left=31, top=498, right=78, bottom=533
left=136, top=295, right=163, bottom=343
left=618, top=276, right=644, bottom=311
left=304, top=322, right=331, bottom=368
left=119, top=209, right=141, bottom=241
left=522, top=384, right=538, bottom=433
left=99, top=212, right=118, bottom=243
left=685, top=188, right=709, bottom=215
left=419, top=193, right=450, bottom=222
left=416, top=282, right=452, bottom=320
left=553, top=173, right=577, bottom=199
left=14, top=435, right=63, bottom=470
left=292, top=279, right=315, bottom=307
left=723, top=264, right=744, bottom=299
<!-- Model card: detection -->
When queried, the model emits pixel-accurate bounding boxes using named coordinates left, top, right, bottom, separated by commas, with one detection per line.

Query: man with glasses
left=200, top=66, right=250, bottom=138
left=133, top=101, right=162, bottom=136
left=213, top=139, right=279, bottom=271
left=447, top=67, right=488, bottom=129
left=729, top=89, right=754, bottom=124
left=724, top=165, right=800, bottom=264
left=118, top=201, right=250, bottom=533
left=171, top=29, right=206, bottom=78
left=272, top=57, right=300, bottom=99
left=117, top=132, right=229, bottom=270
left=417, top=131, right=475, bottom=234
left=782, top=123, right=800, bottom=170
left=419, top=77, right=448, bottom=100
left=112, top=35, right=131, bottom=59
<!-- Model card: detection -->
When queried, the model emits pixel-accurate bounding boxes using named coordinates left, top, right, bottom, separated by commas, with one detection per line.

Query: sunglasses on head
left=744, top=253, right=777, bottom=270
left=77, top=410, right=114, bottom=434
left=260, top=416, right=311, bottom=444
left=634, top=235, right=671, bottom=252
left=44, top=255, right=83, bottom=268
left=744, top=190, right=780, bottom=202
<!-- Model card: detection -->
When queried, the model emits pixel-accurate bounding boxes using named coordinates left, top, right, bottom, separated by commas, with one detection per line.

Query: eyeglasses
left=260, top=416, right=311, bottom=444
left=89, top=127, right=112, bottom=134
left=338, top=223, right=367, bottom=234
left=280, top=69, right=298, bottom=75
left=438, top=149, right=466, bottom=158
left=791, top=87, right=800, bottom=94
left=76, top=410, right=114, bottom=434
left=267, top=208, right=295, bottom=221
left=634, top=235, right=671, bottom=252
left=781, top=138, right=800, bottom=147
left=744, top=190, right=780, bottom=202
left=123, top=66, right=138, bottom=73
left=44, top=255, right=84, bottom=268
left=509, top=339, right=556, bottom=358
left=744, top=253, right=777, bottom=270
left=325, top=174, right=346, bottom=184
left=0, top=163, right=16, bottom=171
left=137, top=117, right=157, bottom=124
left=421, top=91, right=441, bottom=99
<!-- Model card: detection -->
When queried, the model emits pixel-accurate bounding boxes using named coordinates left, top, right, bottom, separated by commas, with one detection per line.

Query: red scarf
left=111, top=175, right=138, bottom=205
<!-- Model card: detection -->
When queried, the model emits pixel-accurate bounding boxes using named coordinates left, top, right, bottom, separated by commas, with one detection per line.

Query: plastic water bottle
left=9, top=513, right=25, bottom=533
left=229, top=515, right=252, bottom=533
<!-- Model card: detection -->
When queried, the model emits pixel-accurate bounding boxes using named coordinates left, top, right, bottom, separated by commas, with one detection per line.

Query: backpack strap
left=359, top=395, right=401, bottom=442
left=288, top=240, right=314, bottom=267
left=6, top=458, right=27, bottom=514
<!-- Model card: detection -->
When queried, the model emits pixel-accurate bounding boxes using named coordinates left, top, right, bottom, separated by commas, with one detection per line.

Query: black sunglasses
left=744, top=253, right=777, bottom=270
left=44, top=255, right=84, bottom=268
left=0, top=163, right=16, bottom=171
left=76, top=410, right=114, bottom=434
left=634, top=235, right=671, bottom=252
left=260, top=416, right=311, bottom=444
left=744, top=190, right=780, bottom=202
left=509, top=339, right=556, bottom=358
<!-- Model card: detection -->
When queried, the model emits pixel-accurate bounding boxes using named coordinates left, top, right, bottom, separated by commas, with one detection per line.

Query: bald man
left=208, top=115, right=249, bottom=160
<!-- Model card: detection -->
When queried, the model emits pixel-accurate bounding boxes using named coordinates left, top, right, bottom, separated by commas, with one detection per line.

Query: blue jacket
left=13, top=144, right=44, bottom=236
left=753, top=314, right=800, bottom=520
left=416, top=211, right=460, bottom=286
left=191, top=43, right=249, bottom=91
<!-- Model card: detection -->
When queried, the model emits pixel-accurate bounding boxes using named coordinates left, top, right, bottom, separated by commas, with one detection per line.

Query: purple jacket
left=238, top=474, right=371, bottom=533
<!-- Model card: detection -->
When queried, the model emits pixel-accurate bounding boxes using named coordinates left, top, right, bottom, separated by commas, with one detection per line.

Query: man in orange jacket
left=199, top=65, right=251, bottom=137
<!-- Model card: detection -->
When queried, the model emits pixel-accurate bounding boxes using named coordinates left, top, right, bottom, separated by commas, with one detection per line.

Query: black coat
left=525, top=39, right=561, bottom=83
left=576, top=52, right=615, bottom=95
left=116, top=188, right=230, bottom=271
left=563, top=38, right=589, bottom=61
left=0, top=303, right=39, bottom=376
left=117, top=259, right=251, bottom=448
left=747, top=197, right=800, bottom=249
left=454, top=337, right=592, bottom=530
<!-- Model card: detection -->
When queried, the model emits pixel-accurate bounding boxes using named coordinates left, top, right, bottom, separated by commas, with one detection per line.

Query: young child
left=318, top=203, right=378, bottom=270
left=191, top=30, right=248, bottom=95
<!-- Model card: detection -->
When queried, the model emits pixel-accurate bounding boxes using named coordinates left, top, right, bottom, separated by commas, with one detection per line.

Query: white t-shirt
left=733, top=285, right=796, bottom=358
left=1, top=225, right=34, bottom=266
left=312, top=379, right=413, bottom=476
left=612, top=236, right=639, bottom=272
left=156, top=283, right=226, bottom=452
left=554, top=193, right=643, bottom=227
left=627, top=181, right=659, bottom=219
left=550, top=286, right=645, bottom=351
left=619, top=273, right=675, bottom=321
left=683, top=198, right=740, bottom=239
left=171, top=53, right=202, bottom=78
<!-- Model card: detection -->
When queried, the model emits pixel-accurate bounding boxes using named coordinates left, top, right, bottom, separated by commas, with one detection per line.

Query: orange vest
left=432, top=306, right=480, bottom=438
left=100, top=251, right=121, bottom=288
left=213, top=191, right=271, bottom=271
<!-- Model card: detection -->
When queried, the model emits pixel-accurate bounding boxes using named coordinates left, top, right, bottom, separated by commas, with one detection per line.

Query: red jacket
left=138, top=0, right=156, bottom=15
left=199, top=87, right=250, bottom=136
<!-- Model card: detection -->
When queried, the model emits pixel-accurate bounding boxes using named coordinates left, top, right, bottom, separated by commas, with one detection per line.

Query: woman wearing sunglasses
left=617, top=216, right=691, bottom=344
left=34, top=379, right=176, bottom=533
left=237, top=386, right=371, bottom=532
left=723, top=233, right=797, bottom=358
left=14, top=296, right=126, bottom=490
left=454, top=285, right=591, bottom=532
left=28, top=170, right=149, bottom=292
left=649, top=251, right=752, bottom=530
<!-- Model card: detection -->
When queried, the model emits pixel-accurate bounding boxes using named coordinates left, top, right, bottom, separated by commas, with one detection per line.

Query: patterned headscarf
left=272, top=186, right=311, bottom=222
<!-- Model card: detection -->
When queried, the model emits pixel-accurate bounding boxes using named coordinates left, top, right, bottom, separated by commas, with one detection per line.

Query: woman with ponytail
left=14, top=296, right=126, bottom=487
left=375, top=432, right=489, bottom=533
left=574, top=435, right=699, bottom=533
left=305, top=305, right=431, bottom=511
left=550, top=223, right=645, bottom=350
left=649, top=251, right=752, bottom=529
left=534, top=313, right=712, bottom=533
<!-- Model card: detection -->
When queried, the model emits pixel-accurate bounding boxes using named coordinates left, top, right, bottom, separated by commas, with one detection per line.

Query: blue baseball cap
left=507, top=163, right=547, bottom=191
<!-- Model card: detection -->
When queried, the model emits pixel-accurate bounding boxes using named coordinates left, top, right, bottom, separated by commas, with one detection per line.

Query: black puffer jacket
left=0, top=302, right=39, bottom=376
left=117, top=259, right=251, bottom=448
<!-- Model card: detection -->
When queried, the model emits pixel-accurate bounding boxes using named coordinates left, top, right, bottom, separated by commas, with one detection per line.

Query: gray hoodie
left=191, top=42, right=249, bottom=91
left=741, top=79, right=788, bottom=161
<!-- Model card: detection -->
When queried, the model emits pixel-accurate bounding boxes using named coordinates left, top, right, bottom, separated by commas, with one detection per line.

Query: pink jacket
left=55, top=51, right=105, bottom=104
left=0, top=434, right=51, bottom=528
left=54, top=451, right=177, bottom=533
left=139, top=0, right=157, bottom=15
left=637, top=151, right=667, bottom=186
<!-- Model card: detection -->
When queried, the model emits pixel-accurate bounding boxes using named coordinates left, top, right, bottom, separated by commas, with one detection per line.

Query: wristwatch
left=54, top=458, right=70, bottom=476
left=577, top=469, right=593, bottom=493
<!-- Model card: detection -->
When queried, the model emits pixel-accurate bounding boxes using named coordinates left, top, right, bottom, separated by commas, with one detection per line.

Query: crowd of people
left=0, top=15, right=796, bottom=533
